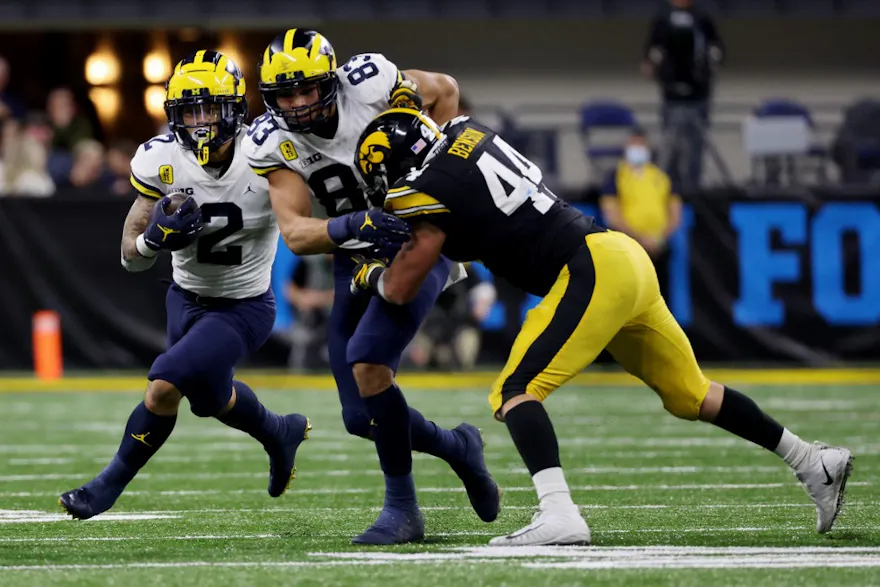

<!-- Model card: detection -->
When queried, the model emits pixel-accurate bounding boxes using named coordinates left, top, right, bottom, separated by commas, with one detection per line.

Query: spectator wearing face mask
left=600, top=129, right=682, bottom=297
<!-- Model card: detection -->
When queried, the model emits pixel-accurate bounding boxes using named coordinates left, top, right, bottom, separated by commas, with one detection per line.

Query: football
left=163, top=193, right=189, bottom=214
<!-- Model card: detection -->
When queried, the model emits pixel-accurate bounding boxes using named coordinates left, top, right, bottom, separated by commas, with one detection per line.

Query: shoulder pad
left=243, top=112, right=292, bottom=176
left=129, top=134, right=176, bottom=199
left=338, top=53, right=401, bottom=105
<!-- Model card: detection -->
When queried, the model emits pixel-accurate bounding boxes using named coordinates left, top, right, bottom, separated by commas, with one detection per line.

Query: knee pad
left=188, top=388, right=233, bottom=418
left=341, top=408, right=373, bottom=439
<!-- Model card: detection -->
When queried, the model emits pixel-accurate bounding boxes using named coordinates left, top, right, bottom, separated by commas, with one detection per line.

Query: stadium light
left=143, top=51, right=172, bottom=84
left=89, top=87, right=120, bottom=123
left=217, top=32, right=245, bottom=75
left=85, top=51, right=120, bottom=86
left=144, top=85, right=167, bottom=119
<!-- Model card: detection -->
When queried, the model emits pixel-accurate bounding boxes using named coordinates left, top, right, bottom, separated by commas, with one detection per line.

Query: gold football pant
left=489, top=230, right=710, bottom=420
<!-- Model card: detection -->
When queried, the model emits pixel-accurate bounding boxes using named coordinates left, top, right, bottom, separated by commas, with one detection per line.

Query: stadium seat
left=578, top=100, right=638, bottom=183
left=753, top=98, right=828, bottom=184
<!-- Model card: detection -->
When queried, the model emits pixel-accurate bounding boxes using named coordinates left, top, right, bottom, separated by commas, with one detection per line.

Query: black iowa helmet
left=354, top=108, right=444, bottom=200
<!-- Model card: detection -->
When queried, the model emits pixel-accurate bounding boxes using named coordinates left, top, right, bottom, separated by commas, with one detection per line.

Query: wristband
left=327, top=216, right=351, bottom=245
left=136, top=233, right=159, bottom=258
left=375, top=269, right=389, bottom=302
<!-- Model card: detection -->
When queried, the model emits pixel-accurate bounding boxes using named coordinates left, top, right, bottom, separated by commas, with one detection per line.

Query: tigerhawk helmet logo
left=358, top=130, right=392, bottom=176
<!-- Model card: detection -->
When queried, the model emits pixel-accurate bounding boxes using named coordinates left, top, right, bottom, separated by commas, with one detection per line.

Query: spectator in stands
left=22, top=112, right=53, bottom=147
left=46, top=87, right=95, bottom=185
left=643, top=0, right=723, bottom=191
left=600, top=129, right=682, bottom=297
left=0, top=122, right=54, bottom=197
left=105, top=139, right=138, bottom=196
left=68, top=139, right=105, bottom=189
left=285, top=254, right=335, bottom=370
left=405, top=268, right=494, bottom=371
left=0, top=56, right=26, bottom=130
left=47, top=87, right=94, bottom=152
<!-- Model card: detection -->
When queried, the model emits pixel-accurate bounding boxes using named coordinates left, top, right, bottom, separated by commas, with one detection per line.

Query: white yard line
left=3, top=500, right=869, bottom=519
left=6, top=546, right=880, bottom=571
left=0, top=481, right=871, bottom=499
left=2, top=526, right=879, bottom=542
left=0, top=465, right=824, bottom=482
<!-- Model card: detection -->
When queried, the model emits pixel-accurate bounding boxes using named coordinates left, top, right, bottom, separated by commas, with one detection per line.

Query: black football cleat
left=58, top=483, right=123, bottom=521
left=266, top=414, right=311, bottom=497
left=352, top=507, right=425, bottom=545
left=449, top=423, right=502, bottom=522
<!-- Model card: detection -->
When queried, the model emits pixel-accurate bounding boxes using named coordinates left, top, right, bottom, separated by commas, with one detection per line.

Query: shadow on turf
left=825, top=531, right=865, bottom=542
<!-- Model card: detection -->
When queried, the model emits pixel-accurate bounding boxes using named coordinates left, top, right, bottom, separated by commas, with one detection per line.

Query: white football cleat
left=489, top=503, right=590, bottom=546
left=795, top=442, right=854, bottom=533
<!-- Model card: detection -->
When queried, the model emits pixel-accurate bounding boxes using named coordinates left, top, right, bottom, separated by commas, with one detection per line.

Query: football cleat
left=795, top=441, right=854, bottom=533
left=58, top=455, right=133, bottom=520
left=352, top=507, right=425, bottom=545
left=58, top=483, right=123, bottom=521
left=449, top=423, right=502, bottom=522
left=266, top=414, right=311, bottom=498
left=489, top=503, right=590, bottom=546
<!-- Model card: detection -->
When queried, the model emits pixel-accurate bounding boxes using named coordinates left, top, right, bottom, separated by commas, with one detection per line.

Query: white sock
left=533, top=467, right=574, bottom=507
left=774, top=428, right=810, bottom=469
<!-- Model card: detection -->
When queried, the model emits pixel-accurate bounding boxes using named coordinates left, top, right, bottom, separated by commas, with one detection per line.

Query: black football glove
left=389, top=79, right=423, bottom=111
left=350, top=254, right=387, bottom=295
left=142, top=196, right=203, bottom=253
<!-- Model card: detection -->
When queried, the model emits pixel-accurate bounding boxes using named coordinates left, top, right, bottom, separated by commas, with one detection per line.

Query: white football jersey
left=243, top=52, right=402, bottom=250
left=130, top=133, right=278, bottom=299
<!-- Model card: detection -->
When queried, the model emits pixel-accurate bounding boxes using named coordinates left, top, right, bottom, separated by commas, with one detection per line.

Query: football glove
left=350, top=254, right=387, bottom=295
left=142, top=195, right=203, bottom=253
left=327, top=207, right=411, bottom=248
left=389, top=79, right=423, bottom=111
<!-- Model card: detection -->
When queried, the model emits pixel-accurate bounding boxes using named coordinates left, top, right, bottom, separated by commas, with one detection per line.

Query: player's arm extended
left=267, top=168, right=338, bottom=255
left=376, top=222, right=446, bottom=305
left=120, top=195, right=159, bottom=272
left=401, top=70, right=459, bottom=125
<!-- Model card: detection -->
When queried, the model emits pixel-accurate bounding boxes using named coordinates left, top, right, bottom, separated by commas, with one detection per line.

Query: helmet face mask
left=166, top=98, right=246, bottom=163
left=258, top=29, right=339, bottom=135
left=164, top=50, right=247, bottom=165
left=262, top=74, right=338, bottom=133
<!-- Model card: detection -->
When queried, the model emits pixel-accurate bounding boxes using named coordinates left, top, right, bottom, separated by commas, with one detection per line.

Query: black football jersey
left=385, top=116, right=604, bottom=297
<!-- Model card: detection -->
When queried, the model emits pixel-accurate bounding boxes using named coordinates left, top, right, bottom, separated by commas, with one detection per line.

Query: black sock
left=215, top=380, right=281, bottom=447
left=712, top=386, right=784, bottom=451
left=504, top=400, right=561, bottom=476
left=409, top=407, right=464, bottom=462
left=363, top=384, right=413, bottom=476
left=100, top=401, right=177, bottom=486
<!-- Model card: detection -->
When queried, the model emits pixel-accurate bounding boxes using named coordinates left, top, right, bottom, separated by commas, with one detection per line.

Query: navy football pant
left=329, top=252, right=451, bottom=436
left=148, top=284, right=276, bottom=417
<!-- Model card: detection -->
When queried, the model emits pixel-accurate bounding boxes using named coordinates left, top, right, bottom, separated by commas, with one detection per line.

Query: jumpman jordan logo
left=130, top=432, right=152, bottom=447
left=360, top=213, right=376, bottom=231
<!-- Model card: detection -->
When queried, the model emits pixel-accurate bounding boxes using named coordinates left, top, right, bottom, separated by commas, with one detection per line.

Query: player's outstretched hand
left=328, top=208, right=411, bottom=248
left=142, top=195, right=204, bottom=253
